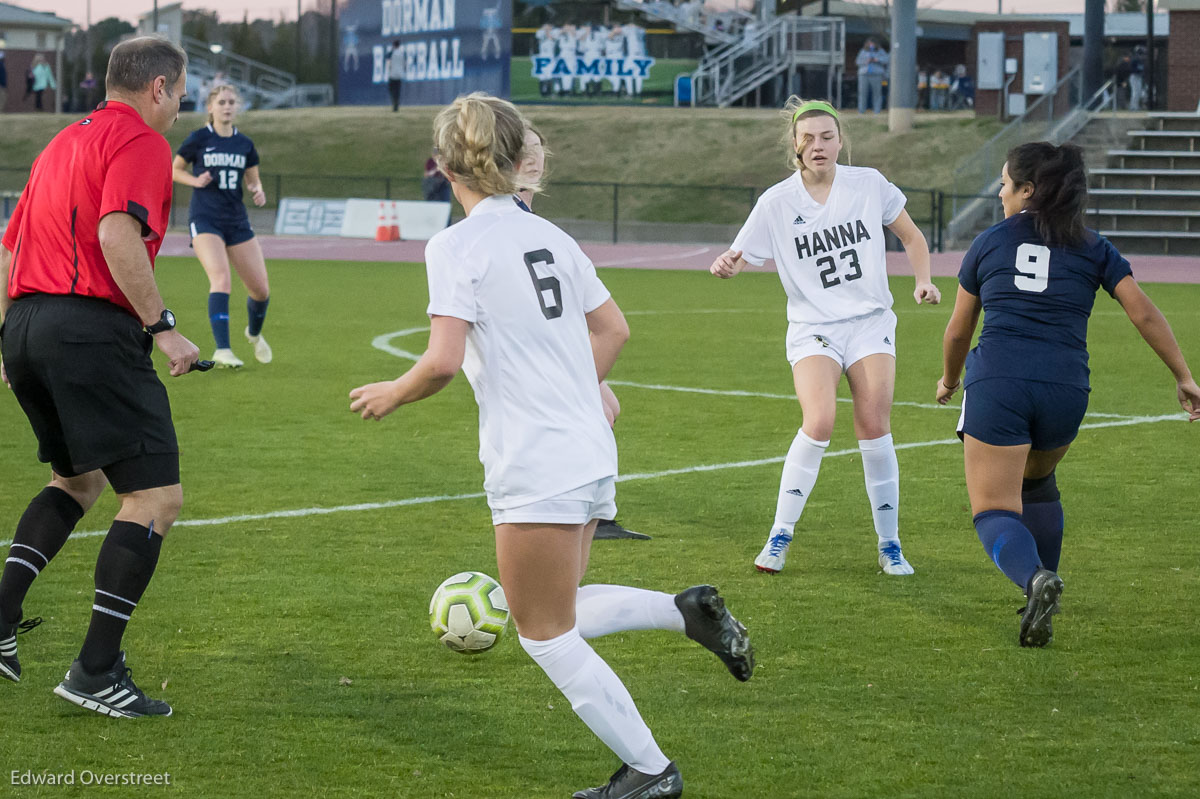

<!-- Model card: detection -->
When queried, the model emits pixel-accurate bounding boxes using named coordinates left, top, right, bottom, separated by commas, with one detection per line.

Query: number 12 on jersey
left=216, top=169, right=239, bottom=191
left=1014, top=243, right=1050, bottom=293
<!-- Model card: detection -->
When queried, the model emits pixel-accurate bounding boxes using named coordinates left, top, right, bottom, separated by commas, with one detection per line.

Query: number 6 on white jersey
left=1014, top=243, right=1050, bottom=293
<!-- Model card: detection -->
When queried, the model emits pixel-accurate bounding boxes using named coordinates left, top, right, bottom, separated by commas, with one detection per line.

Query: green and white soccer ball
left=429, top=571, right=510, bottom=653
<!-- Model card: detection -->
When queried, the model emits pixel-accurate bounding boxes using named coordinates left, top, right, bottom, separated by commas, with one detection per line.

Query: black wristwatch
left=145, top=309, right=176, bottom=335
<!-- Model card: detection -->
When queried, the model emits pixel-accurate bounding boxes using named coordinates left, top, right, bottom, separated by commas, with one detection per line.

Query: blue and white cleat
left=878, top=541, right=914, bottom=575
left=754, top=528, right=793, bottom=574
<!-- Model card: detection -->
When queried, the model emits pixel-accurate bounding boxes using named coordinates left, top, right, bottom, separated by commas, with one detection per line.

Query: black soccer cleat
left=1019, top=569, right=1064, bottom=648
left=0, top=617, right=43, bottom=683
left=593, top=519, right=652, bottom=541
left=674, top=585, right=755, bottom=681
left=572, top=761, right=683, bottom=799
left=53, top=651, right=172, bottom=718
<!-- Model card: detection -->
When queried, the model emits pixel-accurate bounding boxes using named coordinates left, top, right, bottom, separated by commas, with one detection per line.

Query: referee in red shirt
left=0, top=37, right=200, bottom=718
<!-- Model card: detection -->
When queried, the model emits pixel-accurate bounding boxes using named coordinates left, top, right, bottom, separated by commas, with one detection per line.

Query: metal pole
left=153, top=0, right=158, bottom=33
left=296, top=0, right=302, bottom=80
left=1145, top=0, right=1155, bottom=110
left=1081, top=0, right=1104, bottom=102
left=888, top=0, right=917, bottom=132
left=611, top=184, right=619, bottom=244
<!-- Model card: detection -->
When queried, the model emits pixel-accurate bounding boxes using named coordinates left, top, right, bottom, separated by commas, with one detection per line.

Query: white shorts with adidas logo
left=784, top=308, right=897, bottom=370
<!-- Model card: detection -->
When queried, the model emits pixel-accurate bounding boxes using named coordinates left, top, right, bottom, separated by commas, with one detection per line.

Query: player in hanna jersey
left=172, top=83, right=272, bottom=369
left=350, top=92, right=753, bottom=799
left=711, top=97, right=941, bottom=577
left=937, top=142, right=1200, bottom=647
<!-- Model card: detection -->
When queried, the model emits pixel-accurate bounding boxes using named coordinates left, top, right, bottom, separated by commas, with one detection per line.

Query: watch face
left=163, top=310, right=176, bottom=328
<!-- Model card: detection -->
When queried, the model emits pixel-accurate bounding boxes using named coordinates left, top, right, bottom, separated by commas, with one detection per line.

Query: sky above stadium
left=18, top=0, right=1110, bottom=28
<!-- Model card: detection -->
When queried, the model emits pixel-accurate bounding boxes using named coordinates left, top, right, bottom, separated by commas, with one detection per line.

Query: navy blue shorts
left=957, top=378, right=1089, bottom=450
left=190, top=216, right=254, bottom=246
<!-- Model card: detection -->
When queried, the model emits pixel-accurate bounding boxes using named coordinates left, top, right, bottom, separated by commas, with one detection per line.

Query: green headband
left=792, top=101, right=839, bottom=123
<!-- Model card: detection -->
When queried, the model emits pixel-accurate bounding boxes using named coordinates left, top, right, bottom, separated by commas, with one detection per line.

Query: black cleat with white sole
left=1019, top=569, right=1064, bottom=648
left=674, top=585, right=755, bottom=681
left=0, top=617, right=43, bottom=683
left=53, top=651, right=172, bottom=718
left=572, top=761, right=683, bottom=799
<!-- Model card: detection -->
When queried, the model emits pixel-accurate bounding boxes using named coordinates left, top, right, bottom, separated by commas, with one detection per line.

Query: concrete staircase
left=1087, top=112, right=1200, bottom=256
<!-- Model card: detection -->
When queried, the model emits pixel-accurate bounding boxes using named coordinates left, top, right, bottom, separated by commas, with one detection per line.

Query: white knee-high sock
left=772, top=428, right=829, bottom=531
left=575, top=584, right=686, bottom=640
left=859, top=433, right=900, bottom=545
left=519, top=627, right=671, bottom=775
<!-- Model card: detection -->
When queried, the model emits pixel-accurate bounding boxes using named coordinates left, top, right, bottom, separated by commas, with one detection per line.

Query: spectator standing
left=855, top=38, right=888, bottom=114
left=385, top=40, right=404, bottom=111
left=916, top=66, right=929, bottom=110
left=79, top=71, right=98, bottom=111
left=31, top=53, right=55, bottom=111
left=1114, top=54, right=1133, bottom=110
left=930, top=69, right=950, bottom=111
left=1129, top=47, right=1146, bottom=111
left=950, top=64, right=974, bottom=109
left=422, top=148, right=451, bottom=204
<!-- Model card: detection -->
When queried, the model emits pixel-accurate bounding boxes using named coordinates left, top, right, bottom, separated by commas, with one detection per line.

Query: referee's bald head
left=106, top=36, right=188, bottom=96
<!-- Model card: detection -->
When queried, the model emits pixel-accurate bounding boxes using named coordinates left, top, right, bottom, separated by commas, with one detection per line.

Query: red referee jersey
left=2, top=101, right=173, bottom=317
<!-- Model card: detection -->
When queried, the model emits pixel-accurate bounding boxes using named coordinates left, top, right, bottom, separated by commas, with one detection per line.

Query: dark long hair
left=1005, top=141, right=1089, bottom=248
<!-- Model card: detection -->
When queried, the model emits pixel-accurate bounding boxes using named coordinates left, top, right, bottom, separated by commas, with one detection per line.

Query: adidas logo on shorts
left=883, top=336, right=892, bottom=345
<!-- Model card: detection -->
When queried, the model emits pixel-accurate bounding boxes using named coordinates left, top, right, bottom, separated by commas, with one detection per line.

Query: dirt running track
left=159, top=234, right=1200, bottom=284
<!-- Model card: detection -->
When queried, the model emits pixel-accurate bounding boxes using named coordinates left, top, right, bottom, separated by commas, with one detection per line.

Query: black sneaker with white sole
left=572, top=761, right=683, bottom=799
left=53, top=651, right=172, bottom=718
left=674, top=585, right=755, bottom=682
left=1019, top=568, right=1064, bottom=648
left=0, top=617, right=43, bottom=683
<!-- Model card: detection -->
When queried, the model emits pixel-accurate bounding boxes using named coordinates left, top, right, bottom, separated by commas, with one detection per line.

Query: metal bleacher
left=181, top=36, right=333, bottom=110
left=1086, top=112, right=1200, bottom=256
left=614, top=0, right=844, bottom=108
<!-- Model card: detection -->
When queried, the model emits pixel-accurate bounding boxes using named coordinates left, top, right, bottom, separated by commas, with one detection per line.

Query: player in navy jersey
left=937, top=142, right=1200, bottom=647
left=172, top=84, right=272, bottom=368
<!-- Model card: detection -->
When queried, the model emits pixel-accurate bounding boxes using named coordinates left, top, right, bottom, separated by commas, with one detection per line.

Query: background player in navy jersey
left=937, top=141, right=1200, bottom=648
left=173, top=84, right=272, bottom=368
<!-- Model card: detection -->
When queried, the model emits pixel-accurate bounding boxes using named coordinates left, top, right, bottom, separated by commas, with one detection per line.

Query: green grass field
left=2, top=259, right=1198, bottom=798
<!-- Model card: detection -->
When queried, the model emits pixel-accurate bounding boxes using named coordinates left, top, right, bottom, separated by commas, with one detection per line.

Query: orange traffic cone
left=388, top=201, right=401, bottom=241
left=374, top=202, right=390, bottom=242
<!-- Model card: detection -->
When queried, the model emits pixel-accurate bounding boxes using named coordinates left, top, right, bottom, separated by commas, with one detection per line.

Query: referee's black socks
left=0, top=487, right=85, bottom=625
left=79, top=521, right=163, bottom=675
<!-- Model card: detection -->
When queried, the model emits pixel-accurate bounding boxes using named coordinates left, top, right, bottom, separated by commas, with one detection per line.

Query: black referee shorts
left=1, top=294, right=180, bottom=493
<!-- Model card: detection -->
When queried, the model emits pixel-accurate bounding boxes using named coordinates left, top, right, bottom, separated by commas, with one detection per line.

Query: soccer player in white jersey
left=711, top=97, right=941, bottom=576
left=350, top=92, right=753, bottom=799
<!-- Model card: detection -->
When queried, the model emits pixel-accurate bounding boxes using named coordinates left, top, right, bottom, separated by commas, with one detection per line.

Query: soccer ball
left=429, top=571, right=510, bottom=654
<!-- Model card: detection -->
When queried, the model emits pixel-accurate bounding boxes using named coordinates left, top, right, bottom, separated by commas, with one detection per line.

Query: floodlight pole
left=1146, top=0, right=1155, bottom=109
left=888, top=0, right=917, bottom=132
left=153, top=0, right=158, bottom=33
left=1082, top=0, right=1104, bottom=102
left=296, top=0, right=302, bottom=80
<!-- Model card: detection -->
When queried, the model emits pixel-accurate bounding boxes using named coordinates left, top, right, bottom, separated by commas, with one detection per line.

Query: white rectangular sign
left=341, top=198, right=452, bottom=241
left=274, top=198, right=348, bottom=236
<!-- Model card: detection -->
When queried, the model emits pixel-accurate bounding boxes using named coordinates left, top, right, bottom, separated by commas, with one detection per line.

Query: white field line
left=592, top=246, right=717, bottom=268
left=3, top=413, right=1185, bottom=548
left=373, top=326, right=1143, bottom=419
